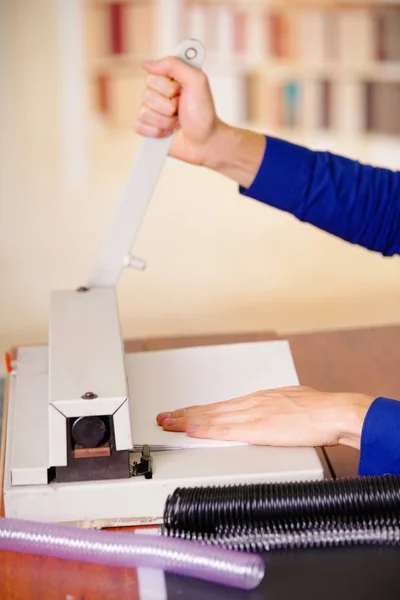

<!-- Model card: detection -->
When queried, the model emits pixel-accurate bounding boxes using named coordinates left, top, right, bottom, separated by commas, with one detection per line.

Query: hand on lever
left=156, top=387, right=374, bottom=450
left=135, top=56, right=222, bottom=167
left=135, top=57, right=266, bottom=189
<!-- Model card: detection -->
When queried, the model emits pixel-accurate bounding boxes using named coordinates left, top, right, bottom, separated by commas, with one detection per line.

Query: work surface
left=2, top=324, right=400, bottom=599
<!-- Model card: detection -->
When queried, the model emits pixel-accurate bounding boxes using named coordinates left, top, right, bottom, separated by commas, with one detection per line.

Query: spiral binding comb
left=162, top=476, right=400, bottom=552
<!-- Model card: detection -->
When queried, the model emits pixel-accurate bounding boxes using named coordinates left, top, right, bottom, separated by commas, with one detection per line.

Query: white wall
left=1, top=0, right=400, bottom=376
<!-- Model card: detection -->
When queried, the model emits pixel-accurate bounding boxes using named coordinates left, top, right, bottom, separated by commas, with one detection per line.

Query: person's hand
left=135, top=56, right=226, bottom=167
left=135, top=56, right=266, bottom=187
left=156, top=386, right=375, bottom=449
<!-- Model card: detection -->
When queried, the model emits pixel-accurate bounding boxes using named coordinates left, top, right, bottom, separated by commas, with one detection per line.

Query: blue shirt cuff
left=358, top=397, right=400, bottom=476
left=239, top=135, right=316, bottom=213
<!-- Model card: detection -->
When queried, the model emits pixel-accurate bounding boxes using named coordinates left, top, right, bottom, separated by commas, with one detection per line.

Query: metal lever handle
left=87, top=39, right=206, bottom=288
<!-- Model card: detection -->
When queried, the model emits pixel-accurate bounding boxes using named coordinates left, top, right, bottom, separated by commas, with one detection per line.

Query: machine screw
left=81, top=392, right=98, bottom=399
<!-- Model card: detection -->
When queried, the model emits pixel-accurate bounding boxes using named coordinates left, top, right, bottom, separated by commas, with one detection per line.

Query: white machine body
left=2, top=39, right=324, bottom=526
left=4, top=332, right=323, bottom=525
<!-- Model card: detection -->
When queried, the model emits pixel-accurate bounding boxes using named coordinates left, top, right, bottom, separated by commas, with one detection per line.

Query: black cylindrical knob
left=71, top=416, right=107, bottom=448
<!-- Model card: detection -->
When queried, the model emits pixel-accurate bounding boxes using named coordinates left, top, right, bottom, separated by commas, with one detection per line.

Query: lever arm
left=87, top=39, right=206, bottom=288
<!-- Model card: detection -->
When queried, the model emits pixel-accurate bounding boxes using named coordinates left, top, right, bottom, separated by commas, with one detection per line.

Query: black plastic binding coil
left=163, top=476, right=400, bottom=552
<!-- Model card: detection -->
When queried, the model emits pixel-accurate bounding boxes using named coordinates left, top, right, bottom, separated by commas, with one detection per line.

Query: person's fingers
left=156, top=412, right=171, bottom=425
left=146, top=74, right=181, bottom=98
left=160, top=407, right=259, bottom=432
left=156, top=400, right=251, bottom=424
left=155, top=386, right=318, bottom=427
left=184, top=414, right=318, bottom=446
left=156, top=388, right=305, bottom=424
left=143, top=57, right=204, bottom=88
left=143, top=89, right=179, bottom=117
left=187, top=408, right=262, bottom=426
left=155, top=391, right=291, bottom=425
left=138, top=105, right=178, bottom=131
left=179, top=394, right=263, bottom=416
left=134, top=121, right=171, bottom=138
left=185, top=421, right=264, bottom=444
left=155, top=385, right=351, bottom=447
left=161, top=417, right=186, bottom=432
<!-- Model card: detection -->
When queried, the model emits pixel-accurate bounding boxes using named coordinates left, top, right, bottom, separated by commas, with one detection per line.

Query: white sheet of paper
left=127, top=340, right=299, bottom=449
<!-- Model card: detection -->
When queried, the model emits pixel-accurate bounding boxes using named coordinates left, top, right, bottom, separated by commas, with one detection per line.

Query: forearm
left=205, top=123, right=266, bottom=189
left=207, top=126, right=400, bottom=256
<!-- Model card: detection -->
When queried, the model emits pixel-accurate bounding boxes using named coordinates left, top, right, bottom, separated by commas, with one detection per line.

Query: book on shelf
left=125, top=2, right=155, bottom=58
left=208, top=70, right=248, bottom=125
left=232, top=9, right=247, bottom=55
left=378, top=7, right=400, bottom=62
left=109, top=3, right=124, bottom=55
left=85, top=3, right=110, bottom=62
left=84, top=0, right=400, bottom=137
left=300, top=80, right=324, bottom=130
left=336, top=8, right=375, bottom=63
left=282, top=81, right=301, bottom=128
left=297, top=9, right=326, bottom=64
left=366, top=82, right=400, bottom=135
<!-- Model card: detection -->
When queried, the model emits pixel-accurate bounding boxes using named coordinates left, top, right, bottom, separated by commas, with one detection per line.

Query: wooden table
left=2, top=324, right=400, bottom=600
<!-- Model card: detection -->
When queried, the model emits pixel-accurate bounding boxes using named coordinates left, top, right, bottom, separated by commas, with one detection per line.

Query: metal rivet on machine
left=81, top=392, right=98, bottom=399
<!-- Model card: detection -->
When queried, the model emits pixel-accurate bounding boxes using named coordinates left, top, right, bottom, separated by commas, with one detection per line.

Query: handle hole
left=185, top=47, right=197, bottom=60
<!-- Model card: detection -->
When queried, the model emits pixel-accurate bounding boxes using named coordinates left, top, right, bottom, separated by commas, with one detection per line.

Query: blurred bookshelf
left=85, top=0, right=400, bottom=151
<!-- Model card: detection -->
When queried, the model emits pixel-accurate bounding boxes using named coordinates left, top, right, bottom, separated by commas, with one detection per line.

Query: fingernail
left=143, top=60, right=158, bottom=68
left=163, top=418, right=176, bottom=426
left=158, top=412, right=171, bottom=422
left=186, top=425, right=198, bottom=435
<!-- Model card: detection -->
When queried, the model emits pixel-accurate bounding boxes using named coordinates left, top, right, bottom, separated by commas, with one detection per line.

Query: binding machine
left=1, top=39, right=323, bottom=527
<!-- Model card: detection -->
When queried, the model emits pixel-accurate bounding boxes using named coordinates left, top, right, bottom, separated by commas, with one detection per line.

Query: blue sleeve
left=358, top=397, right=400, bottom=476
left=240, top=136, right=400, bottom=255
